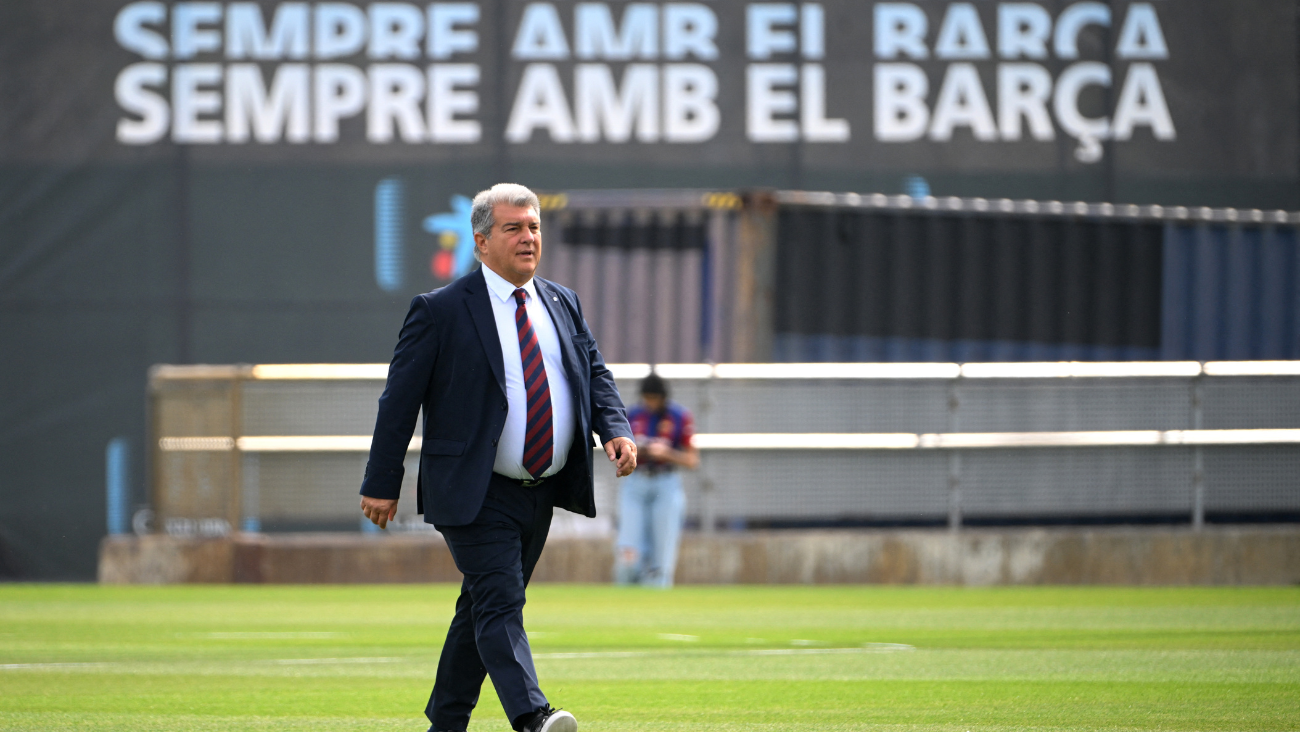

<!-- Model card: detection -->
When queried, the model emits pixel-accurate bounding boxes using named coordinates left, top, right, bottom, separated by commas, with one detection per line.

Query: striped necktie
left=513, top=288, right=553, bottom=478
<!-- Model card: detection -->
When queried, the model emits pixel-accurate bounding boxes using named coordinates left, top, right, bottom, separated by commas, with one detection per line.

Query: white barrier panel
left=150, top=361, right=1300, bottom=532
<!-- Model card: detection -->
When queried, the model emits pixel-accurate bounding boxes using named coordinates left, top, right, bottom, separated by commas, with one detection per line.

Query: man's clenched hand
left=361, top=496, right=399, bottom=529
left=604, top=436, right=637, bottom=478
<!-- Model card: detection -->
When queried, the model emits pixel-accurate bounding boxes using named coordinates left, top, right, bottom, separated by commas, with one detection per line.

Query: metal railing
left=605, top=361, right=1300, bottom=531
left=149, top=361, right=1300, bottom=535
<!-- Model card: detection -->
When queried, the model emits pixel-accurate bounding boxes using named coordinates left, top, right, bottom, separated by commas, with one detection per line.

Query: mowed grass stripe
left=562, top=679, right=1300, bottom=729
left=0, top=676, right=1295, bottom=731
left=0, top=584, right=1296, bottom=731
left=3, top=649, right=1296, bottom=683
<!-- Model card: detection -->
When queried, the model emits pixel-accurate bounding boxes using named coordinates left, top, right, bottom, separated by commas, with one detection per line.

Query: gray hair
left=470, top=183, right=541, bottom=261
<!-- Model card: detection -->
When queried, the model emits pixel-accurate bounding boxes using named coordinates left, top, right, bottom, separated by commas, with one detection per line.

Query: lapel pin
left=552, top=296, right=558, bottom=301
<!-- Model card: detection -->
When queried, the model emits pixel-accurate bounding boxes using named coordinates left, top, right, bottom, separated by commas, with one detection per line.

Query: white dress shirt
left=481, top=264, right=575, bottom=480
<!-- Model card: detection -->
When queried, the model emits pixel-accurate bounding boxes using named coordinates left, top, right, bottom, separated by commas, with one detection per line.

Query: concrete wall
left=99, top=527, right=1300, bottom=585
left=673, top=527, right=1300, bottom=585
left=98, top=532, right=615, bottom=585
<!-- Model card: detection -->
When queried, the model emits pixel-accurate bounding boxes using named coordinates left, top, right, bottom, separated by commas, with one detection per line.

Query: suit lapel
left=463, top=268, right=506, bottom=394
left=536, top=278, right=581, bottom=383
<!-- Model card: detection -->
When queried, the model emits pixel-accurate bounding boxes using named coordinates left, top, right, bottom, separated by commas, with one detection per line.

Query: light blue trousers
left=614, top=470, right=685, bottom=588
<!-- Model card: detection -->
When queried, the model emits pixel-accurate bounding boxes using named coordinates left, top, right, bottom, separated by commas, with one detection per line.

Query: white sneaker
left=529, top=707, right=576, bottom=732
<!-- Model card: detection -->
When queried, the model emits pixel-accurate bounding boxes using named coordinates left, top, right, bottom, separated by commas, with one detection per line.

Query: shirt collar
left=481, top=264, right=537, bottom=304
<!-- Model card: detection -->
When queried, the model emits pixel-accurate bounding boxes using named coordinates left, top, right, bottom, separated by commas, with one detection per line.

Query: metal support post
left=947, top=452, right=963, bottom=531
left=229, top=369, right=246, bottom=536
left=947, top=379, right=962, bottom=531
left=699, top=366, right=717, bottom=534
left=1191, top=375, right=1205, bottom=530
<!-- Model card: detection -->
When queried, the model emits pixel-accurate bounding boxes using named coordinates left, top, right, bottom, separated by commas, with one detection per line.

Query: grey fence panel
left=1203, top=447, right=1300, bottom=512
left=959, top=447, right=1194, bottom=517
left=613, top=378, right=954, bottom=434
left=1201, top=377, right=1300, bottom=429
left=706, top=381, right=953, bottom=434
left=954, top=379, right=1194, bottom=432
left=251, top=453, right=367, bottom=524
left=244, top=451, right=420, bottom=530
left=693, top=452, right=951, bottom=521
left=242, top=381, right=384, bottom=436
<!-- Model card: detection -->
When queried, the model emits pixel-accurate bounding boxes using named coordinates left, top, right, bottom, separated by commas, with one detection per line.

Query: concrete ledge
left=99, top=534, right=235, bottom=584
left=99, top=526, right=1300, bottom=585
left=674, top=526, right=1300, bottom=585
left=232, top=533, right=461, bottom=584
left=98, top=532, right=611, bottom=585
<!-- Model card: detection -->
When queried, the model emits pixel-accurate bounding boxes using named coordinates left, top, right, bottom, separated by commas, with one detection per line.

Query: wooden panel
left=624, top=248, right=653, bottom=363
left=677, top=249, right=704, bottom=362
left=150, top=378, right=240, bottom=529
left=599, top=247, right=626, bottom=362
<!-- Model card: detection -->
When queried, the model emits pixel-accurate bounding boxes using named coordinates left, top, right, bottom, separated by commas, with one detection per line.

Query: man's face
left=475, top=203, right=541, bottom=286
left=642, top=394, right=666, bottom=412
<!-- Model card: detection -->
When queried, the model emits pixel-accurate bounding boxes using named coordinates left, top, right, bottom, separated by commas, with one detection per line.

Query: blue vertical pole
left=106, top=438, right=129, bottom=535
left=375, top=177, right=405, bottom=292
left=241, top=452, right=261, bottom=533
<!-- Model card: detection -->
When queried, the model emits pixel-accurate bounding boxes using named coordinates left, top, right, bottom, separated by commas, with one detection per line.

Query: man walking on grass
left=360, top=183, right=637, bottom=732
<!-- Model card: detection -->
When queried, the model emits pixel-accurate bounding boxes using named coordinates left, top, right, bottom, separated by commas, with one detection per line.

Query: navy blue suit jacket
left=360, top=267, right=632, bottom=526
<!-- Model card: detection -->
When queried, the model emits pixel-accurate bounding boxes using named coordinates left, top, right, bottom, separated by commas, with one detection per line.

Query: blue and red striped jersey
left=627, top=401, right=695, bottom=468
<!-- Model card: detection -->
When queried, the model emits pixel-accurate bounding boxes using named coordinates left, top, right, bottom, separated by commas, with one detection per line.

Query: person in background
left=614, top=372, right=699, bottom=588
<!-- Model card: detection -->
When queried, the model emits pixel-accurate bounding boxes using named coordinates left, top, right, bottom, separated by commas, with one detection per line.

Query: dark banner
left=1, top=1, right=1296, bottom=200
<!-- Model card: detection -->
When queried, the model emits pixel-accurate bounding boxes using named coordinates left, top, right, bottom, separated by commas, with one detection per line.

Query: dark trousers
left=427, top=474, right=554, bottom=731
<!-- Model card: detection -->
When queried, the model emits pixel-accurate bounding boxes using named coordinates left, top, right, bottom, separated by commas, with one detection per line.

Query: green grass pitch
left=0, top=583, right=1297, bottom=731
